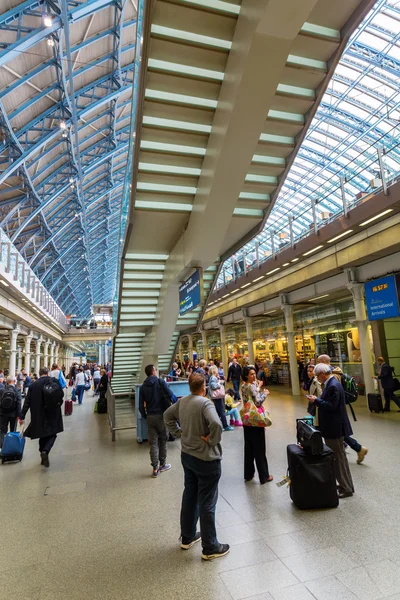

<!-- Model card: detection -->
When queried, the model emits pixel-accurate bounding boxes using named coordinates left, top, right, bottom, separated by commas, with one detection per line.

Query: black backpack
left=0, top=387, right=17, bottom=413
left=42, top=378, right=63, bottom=412
left=341, top=373, right=358, bottom=404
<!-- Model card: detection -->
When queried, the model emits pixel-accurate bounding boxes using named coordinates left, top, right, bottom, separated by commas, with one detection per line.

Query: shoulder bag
left=240, top=398, right=272, bottom=427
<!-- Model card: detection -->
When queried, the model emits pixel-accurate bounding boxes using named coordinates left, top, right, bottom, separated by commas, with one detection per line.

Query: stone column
left=187, top=334, right=193, bottom=363
left=35, top=336, right=42, bottom=375
left=24, top=332, right=33, bottom=373
left=348, top=282, right=375, bottom=396
left=55, top=344, right=59, bottom=365
left=43, top=340, right=50, bottom=369
left=281, top=302, right=301, bottom=396
left=243, top=313, right=255, bottom=366
left=49, top=341, right=55, bottom=368
left=17, top=346, right=23, bottom=373
left=218, top=322, right=229, bottom=370
left=104, top=342, right=108, bottom=365
left=9, top=325, right=20, bottom=376
left=201, top=330, right=208, bottom=360
left=98, top=343, right=103, bottom=366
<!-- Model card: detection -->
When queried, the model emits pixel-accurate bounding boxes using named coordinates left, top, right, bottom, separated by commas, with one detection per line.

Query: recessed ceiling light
left=253, top=276, right=264, bottom=282
left=327, top=230, right=353, bottom=243
left=282, top=262, right=290, bottom=266
left=359, top=209, right=393, bottom=227
left=303, top=245, right=324, bottom=256
left=291, top=258, right=299, bottom=263
left=222, top=294, right=229, bottom=298
left=308, top=294, right=330, bottom=302
left=240, top=283, right=251, bottom=289
left=43, top=14, right=53, bottom=27
left=266, top=268, right=280, bottom=275
left=0, top=280, right=9, bottom=287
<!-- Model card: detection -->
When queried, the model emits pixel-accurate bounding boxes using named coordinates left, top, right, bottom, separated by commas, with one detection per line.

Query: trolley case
left=367, top=393, right=384, bottom=413
left=1, top=431, right=26, bottom=463
left=287, top=444, right=338, bottom=510
left=64, top=399, right=73, bottom=416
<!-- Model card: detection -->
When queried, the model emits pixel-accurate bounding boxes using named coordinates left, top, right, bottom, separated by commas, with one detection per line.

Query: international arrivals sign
left=365, top=274, right=400, bottom=321
left=179, top=269, right=203, bottom=316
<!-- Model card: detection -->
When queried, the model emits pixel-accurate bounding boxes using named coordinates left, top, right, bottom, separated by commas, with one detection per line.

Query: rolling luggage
left=287, top=443, right=338, bottom=510
left=367, top=393, right=384, bottom=413
left=97, top=395, right=107, bottom=414
left=1, top=431, right=26, bottom=464
left=64, top=399, right=73, bottom=416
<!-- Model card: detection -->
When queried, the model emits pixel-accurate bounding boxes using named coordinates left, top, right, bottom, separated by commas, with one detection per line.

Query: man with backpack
left=139, top=364, right=174, bottom=478
left=0, top=376, right=22, bottom=448
left=317, top=355, right=368, bottom=464
left=19, top=367, right=64, bottom=468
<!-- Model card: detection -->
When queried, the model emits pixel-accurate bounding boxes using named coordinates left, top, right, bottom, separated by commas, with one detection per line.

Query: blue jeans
left=344, top=436, right=361, bottom=453
left=226, top=408, right=240, bottom=423
left=180, top=452, right=221, bottom=554
left=76, top=385, right=85, bottom=404
left=232, top=379, right=241, bottom=400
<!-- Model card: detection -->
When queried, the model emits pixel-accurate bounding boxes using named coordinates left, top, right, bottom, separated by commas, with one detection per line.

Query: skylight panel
left=334, top=64, right=360, bottom=81
left=337, top=100, right=370, bottom=120
left=372, top=13, right=399, bottom=35
left=358, top=30, right=388, bottom=51
left=387, top=43, right=400, bottom=61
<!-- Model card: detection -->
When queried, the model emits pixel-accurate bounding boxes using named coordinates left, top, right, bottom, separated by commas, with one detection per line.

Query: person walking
left=164, top=372, right=229, bottom=561
left=93, top=365, right=101, bottom=395
left=208, top=366, right=234, bottom=432
left=19, top=367, right=63, bottom=467
left=241, top=366, right=273, bottom=484
left=227, top=357, right=242, bottom=400
left=139, top=365, right=174, bottom=478
left=308, top=363, right=354, bottom=498
left=377, top=356, right=400, bottom=412
left=74, top=366, right=86, bottom=405
left=0, top=376, right=22, bottom=448
left=317, top=354, right=368, bottom=464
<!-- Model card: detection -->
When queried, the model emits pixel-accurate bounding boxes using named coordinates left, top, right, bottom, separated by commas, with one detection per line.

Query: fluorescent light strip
left=359, top=209, right=393, bottom=227
left=327, top=230, right=353, bottom=243
left=240, top=283, right=251, bottom=289
left=137, top=182, right=197, bottom=193
left=123, top=273, right=164, bottom=280
left=145, top=88, right=217, bottom=109
left=140, top=140, right=206, bottom=156
left=283, top=262, right=290, bottom=266
left=0, top=280, right=9, bottom=286
left=139, top=163, right=201, bottom=176
left=151, top=24, right=232, bottom=50
left=303, top=245, right=324, bottom=256
left=266, top=268, right=280, bottom=275
left=125, top=253, right=168, bottom=260
left=222, top=293, right=229, bottom=298
left=124, top=263, right=165, bottom=270
left=135, top=200, right=192, bottom=211
left=253, top=276, right=264, bottom=282
left=148, top=59, right=224, bottom=81
left=291, top=258, right=299, bottom=262
left=308, top=294, right=330, bottom=302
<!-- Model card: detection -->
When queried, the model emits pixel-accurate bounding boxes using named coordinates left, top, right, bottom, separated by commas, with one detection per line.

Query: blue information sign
left=365, top=275, right=400, bottom=321
left=179, top=269, right=202, bottom=316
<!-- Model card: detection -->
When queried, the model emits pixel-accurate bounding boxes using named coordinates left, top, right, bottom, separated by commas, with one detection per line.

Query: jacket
left=139, top=376, right=173, bottom=418
left=21, top=376, right=64, bottom=440
left=315, top=376, right=352, bottom=440
left=99, top=373, right=108, bottom=392
left=378, top=363, right=394, bottom=389
left=0, top=384, right=22, bottom=418
left=227, top=363, right=242, bottom=382
left=164, top=394, right=222, bottom=461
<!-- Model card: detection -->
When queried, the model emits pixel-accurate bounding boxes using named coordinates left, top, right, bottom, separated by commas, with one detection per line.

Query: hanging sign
left=179, top=269, right=203, bottom=316
left=365, top=275, right=400, bottom=321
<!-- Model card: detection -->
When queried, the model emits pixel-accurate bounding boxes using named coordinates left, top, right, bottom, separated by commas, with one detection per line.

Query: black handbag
left=296, top=419, right=323, bottom=455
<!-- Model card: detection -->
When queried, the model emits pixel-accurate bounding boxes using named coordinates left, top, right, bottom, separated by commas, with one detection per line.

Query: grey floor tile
left=364, top=560, right=400, bottom=597
left=265, top=533, right=308, bottom=559
left=336, top=566, right=385, bottom=600
left=216, top=507, right=246, bottom=528
left=44, top=481, right=87, bottom=495
left=305, top=576, right=359, bottom=600
left=218, top=523, right=263, bottom=546
left=216, top=540, right=277, bottom=574
left=271, top=584, right=317, bottom=600
left=282, top=546, right=359, bottom=582
left=62, top=447, right=91, bottom=456
left=220, top=560, right=299, bottom=600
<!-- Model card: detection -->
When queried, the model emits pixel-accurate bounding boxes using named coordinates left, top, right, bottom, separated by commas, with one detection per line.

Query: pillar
left=104, top=342, right=108, bottom=365
left=218, top=322, right=229, bottom=370
left=55, top=344, right=59, bottom=365
left=9, top=325, right=19, bottom=376
left=43, top=340, right=50, bottom=369
left=201, top=330, right=208, bottom=361
left=348, top=282, right=375, bottom=396
left=98, top=343, right=103, bottom=366
left=187, top=334, right=193, bottom=363
left=281, top=303, right=301, bottom=396
left=35, top=336, right=42, bottom=375
left=49, top=341, right=55, bottom=368
left=17, top=346, right=23, bottom=373
left=243, top=313, right=255, bottom=366
left=24, top=332, right=33, bottom=373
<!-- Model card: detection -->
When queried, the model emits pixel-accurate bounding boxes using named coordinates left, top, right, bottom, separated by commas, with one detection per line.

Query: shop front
left=206, top=330, right=221, bottom=364
left=225, top=323, right=249, bottom=366
left=252, top=315, right=291, bottom=386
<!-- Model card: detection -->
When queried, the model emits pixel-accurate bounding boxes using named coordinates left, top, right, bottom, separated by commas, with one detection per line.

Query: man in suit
left=377, top=357, right=400, bottom=412
left=308, top=363, right=354, bottom=499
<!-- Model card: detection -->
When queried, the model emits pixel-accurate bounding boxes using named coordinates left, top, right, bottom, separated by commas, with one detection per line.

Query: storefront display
left=225, top=324, right=248, bottom=365
left=206, top=331, right=221, bottom=363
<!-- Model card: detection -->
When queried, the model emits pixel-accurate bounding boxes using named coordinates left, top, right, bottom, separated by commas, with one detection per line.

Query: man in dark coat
left=377, top=357, right=400, bottom=412
left=227, top=358, right=242, bottom=400
left=308, top=363, right=354, bottom=498
left=19, top=367, right=63, bottom=468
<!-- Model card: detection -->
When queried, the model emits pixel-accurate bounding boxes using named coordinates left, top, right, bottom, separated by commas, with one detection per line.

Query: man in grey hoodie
left=164, top=372, right=229, bottom=561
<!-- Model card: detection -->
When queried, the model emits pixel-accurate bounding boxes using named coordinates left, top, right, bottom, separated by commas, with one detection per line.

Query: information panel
left=179, top=269, right=202, bottom=316
left=365, top=275, right=400, bottom=321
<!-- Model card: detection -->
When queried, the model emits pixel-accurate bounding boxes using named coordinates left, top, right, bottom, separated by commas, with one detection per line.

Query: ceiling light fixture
left=308, top=294, right=330, bottom=302
left=253, top=276, right=264, bottom=282
left=240, top=283, right=251, bottom=289
left=327, top=230, right=354, bottom=243
left=291, top=258, right=299, bottom=263
left=47, top=37, right=55, bottom=47
left=282, top=262, right=290, bottom=266
left=303, top=245, right=324, bottom=256
left=359, top=209, right=393, bottom=227
left=59, top=120, right=67, bottom=130
left=0, top=280, right=9, bottom=287
left=266, top=267, right=280, bottom=275
left=222, top=293, right=229, bottom=298
left=43, top=14, right=53, bottom=27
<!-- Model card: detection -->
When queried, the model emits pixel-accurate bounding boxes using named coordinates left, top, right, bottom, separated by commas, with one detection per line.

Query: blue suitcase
left=1, top=431, right=26, bottom=463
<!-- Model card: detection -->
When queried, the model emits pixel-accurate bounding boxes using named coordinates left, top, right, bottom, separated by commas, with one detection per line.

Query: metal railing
left=106, top=383, right=136, bottom=442
left=0, top=227, right=67, bottom=328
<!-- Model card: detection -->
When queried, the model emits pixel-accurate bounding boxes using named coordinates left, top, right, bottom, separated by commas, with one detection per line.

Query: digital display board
left=179, top=269, right=203, bottom=316
left=365, top=275, right=400, bottom=321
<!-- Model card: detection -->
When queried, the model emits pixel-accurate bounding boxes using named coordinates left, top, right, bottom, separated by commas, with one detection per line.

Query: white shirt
left=76, top=372, right=86, bottom=385
left=93, top=370, right=100, bottom=379
left=50, top=370, right=60, bottom=379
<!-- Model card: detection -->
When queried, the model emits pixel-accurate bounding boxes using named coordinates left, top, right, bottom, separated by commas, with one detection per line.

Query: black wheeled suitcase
left=287, top=444, right=338, bottom=510
left=367, top=393, right=384, bottom=413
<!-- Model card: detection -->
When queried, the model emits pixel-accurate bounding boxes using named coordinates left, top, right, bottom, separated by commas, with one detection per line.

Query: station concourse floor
left=1, top=388, right=400, bottom=600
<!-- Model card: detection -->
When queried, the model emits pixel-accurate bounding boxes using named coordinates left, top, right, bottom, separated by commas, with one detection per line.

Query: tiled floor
left=1, top=387, right=399, bottom=600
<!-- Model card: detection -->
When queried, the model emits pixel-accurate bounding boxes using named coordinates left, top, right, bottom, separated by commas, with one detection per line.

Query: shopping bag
left=240, top=399, right=272, bottom=427
left=59, top=370, right=67, bottom=389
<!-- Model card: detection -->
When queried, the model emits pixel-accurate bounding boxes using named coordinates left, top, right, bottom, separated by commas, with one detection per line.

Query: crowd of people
left=139, top=351, right=399, bottom=561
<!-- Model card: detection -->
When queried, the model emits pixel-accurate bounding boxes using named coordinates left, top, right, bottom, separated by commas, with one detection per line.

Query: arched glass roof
left=215, top=0, right=400, bottom=288
left=0, top=0, right=137, bottom=316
